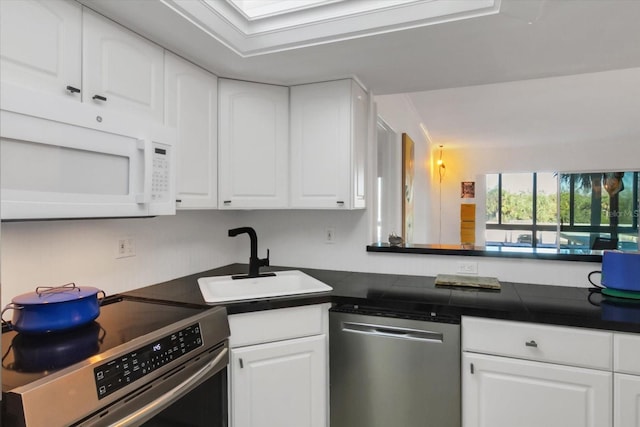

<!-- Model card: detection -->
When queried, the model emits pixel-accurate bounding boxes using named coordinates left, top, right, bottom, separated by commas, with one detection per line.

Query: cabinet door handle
left=223, top=200, right=231, bottom=205
left=92, top=94, right=107, bottom=102
left=525, top=340, right=538, bottom=348
left=66, top=85, right=81, bottom=94
left=239, top=358, right=244, bottom=368
left=336, top=201, right=345, bottom=206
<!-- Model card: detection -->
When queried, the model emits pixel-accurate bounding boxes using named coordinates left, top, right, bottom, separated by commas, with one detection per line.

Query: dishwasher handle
left=342, top=321, right=444, bottom=343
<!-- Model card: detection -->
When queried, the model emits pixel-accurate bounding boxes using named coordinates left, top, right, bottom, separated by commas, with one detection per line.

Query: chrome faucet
left=228, top=227, right=275, bottom=279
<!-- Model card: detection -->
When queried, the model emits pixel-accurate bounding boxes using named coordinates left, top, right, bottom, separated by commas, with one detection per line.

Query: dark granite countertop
left=366, top=243, right=604, bottom=262
left=122, top=263, right=640, bottom=334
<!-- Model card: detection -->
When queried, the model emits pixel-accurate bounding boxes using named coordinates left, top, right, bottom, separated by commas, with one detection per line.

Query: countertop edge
left=121, top=264, right=640, bottom=334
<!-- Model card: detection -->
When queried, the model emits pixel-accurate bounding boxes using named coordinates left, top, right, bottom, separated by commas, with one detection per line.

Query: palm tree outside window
left=485, top=171, right=639, bottom=250
left=560, top=172, right=638, bottom=250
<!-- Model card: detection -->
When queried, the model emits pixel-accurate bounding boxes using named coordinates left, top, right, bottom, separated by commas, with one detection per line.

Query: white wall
left=434, top=137, right=640, bottom=245
left=374, top=94, right=432, bottom=243
left=0, top=211, right=238, bottom=307
left=1, top=202, right=602, bottom=309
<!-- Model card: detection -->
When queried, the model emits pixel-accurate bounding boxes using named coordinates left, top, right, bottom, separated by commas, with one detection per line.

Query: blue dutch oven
left=2, top=283, right=105, bottom=334
left=589, top=251, right=640, bottom=292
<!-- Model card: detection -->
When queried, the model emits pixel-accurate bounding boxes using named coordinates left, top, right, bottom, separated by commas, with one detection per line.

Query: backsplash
left=0, top=211, right=238, bottom=307
left=1, top=209, right=600, bottom=308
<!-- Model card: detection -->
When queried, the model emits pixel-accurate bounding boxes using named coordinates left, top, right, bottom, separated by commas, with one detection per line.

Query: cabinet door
left=463, top=352, right=612, bottom=427
left=165, top=53, right=217, bottom=209
left=615, top=373, right=640, bottom=427
left=230, top=335, right=327, bottom=427
left=290, top=80, right=351, bottom=208
left=0, top=0, right=81, bottom=99
left=351, top=81, right=367, bottom=209
left=218, top=79, right=289, bottom=208
left=82, top=9, right=164, bottom=121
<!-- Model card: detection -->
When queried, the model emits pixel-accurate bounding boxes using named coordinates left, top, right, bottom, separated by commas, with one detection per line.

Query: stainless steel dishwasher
left=329, top=305, right=461, bottom=427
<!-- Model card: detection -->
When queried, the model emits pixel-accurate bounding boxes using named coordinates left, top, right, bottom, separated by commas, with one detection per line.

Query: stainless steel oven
left=2, top=296, right=229, bottom=427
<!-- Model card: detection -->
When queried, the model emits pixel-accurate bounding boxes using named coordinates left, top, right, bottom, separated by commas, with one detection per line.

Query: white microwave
left=0, top=84, right=176, bottom=220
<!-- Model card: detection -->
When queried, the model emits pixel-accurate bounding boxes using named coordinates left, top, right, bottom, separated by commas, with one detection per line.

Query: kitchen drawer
left=462, top=316, right=612, bottom=370
left=229, top=303, right=329, bottom=348
left=614, top=333, right=640, bottom=374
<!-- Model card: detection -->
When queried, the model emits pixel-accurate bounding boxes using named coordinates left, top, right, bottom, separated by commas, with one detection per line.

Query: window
left=559, top=172, right=639, bottom=250
left=485, top=172, right=558, bottom=248
left=485, top=171, right=639, bottom=250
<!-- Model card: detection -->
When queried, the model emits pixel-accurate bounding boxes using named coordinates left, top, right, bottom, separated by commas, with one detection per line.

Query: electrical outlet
left=456, top=261, right=478, bottom=275
left=116, top=236, right=136, bottom=258
left=325, top=227, right=336, bottom=244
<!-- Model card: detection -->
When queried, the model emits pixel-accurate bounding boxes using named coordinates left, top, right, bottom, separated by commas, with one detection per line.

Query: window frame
left=486, top=173, right=556, bottom=248
left=486, top=171, right=639, bottom=250
left=559, top=172, right=639, bottom=238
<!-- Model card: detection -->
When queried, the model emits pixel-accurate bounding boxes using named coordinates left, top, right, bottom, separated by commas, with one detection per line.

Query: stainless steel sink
left=197, top=270, right=333, bottom=303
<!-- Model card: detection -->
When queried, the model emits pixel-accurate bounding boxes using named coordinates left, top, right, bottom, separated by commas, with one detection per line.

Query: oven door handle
left=110, top=347, right=228, bottom=427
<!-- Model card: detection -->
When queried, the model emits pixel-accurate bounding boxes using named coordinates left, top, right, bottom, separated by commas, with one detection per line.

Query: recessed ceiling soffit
left=160, top=0, right=501, bottom=57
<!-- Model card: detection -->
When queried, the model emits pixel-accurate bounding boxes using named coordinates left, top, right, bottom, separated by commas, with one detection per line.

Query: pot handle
left=97, top=290, right=107, bottom=305
left=36, top=282, right=79, bottom=295
left=1, top=303, right=23, bottom=327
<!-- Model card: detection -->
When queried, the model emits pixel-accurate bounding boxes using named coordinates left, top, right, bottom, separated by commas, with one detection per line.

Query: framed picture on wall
left=402, top=133, right=415, bottom=242
left=461, top=181, right=475, bottom=198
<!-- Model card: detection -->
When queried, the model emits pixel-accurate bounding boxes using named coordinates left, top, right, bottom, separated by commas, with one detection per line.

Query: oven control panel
left=94, top=323, right=203, bottom=399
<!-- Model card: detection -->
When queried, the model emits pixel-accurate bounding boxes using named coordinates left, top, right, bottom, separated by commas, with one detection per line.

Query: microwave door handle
left=136, top=139, right=152, bottom=204
left=111, top=347, right=228, bottom=427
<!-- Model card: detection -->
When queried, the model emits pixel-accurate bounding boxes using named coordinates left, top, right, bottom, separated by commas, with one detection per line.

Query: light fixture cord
left=437, top=145, right=445, bottom=243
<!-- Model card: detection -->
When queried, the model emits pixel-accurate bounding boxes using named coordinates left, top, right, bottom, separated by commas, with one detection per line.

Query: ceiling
left=80, top=0, right=640, bottom=148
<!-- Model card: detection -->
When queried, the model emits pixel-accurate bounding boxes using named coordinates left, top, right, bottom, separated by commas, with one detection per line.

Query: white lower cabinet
left=614, top=333, right=640, bottom=427
left=462, top=316, right=613, bottom=427
left=615, top=373, right=640, bottom=427
left=231, top=335, right=326, bottom=427
left=228, top=304, right=329, bottom=427
left=463, top=352, right=612, bottom=427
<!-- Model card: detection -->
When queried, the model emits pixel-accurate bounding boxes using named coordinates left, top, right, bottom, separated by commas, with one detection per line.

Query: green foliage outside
left=559, top=173, right=636, bottom=227
left=486, top=188, right=557, bottom=224
left=487, top=173, right=637, bottom=227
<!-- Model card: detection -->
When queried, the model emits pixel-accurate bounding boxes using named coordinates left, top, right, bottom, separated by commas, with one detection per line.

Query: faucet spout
left=228, top=227, right=273, bottom=279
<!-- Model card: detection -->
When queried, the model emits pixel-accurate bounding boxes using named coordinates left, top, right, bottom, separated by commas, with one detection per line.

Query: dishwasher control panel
left=93, top=322, right=203, bottom=399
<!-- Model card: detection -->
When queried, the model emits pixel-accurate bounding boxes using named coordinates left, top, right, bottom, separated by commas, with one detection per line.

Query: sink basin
left=197, top=270, right=333, bottom=303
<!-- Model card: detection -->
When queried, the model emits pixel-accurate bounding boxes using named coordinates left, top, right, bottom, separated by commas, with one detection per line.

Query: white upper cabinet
left=0, top=0, right=82, bottom=99
left=290, top=79, right=367, bottom=209
left=1, top=2, right=165, bottom=122
left=165, top=52, right=218, bottom=209
left=218, top=79, right=289, bottom=209
left=82, top=9, right=164, bottom=122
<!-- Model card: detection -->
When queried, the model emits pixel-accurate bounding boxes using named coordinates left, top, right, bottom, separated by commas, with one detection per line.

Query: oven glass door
left=142, top=367, right=227, bottom=427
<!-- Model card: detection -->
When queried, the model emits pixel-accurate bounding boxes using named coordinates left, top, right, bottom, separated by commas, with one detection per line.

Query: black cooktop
left=1, top=296, right=207, bottom=391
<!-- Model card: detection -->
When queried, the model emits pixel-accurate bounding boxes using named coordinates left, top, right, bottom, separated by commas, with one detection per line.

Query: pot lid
left=12, top=283, right=101, bottom=305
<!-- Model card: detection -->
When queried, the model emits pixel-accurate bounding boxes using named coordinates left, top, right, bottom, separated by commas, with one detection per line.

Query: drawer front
left=229, top=303, right=329, bottom=348
left=614, top=333, right=640, bottom=374
left=462, top=316, right=612, bottom=370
